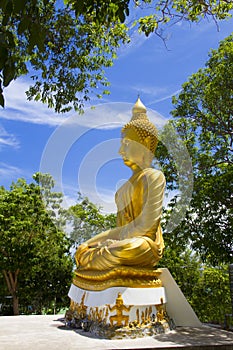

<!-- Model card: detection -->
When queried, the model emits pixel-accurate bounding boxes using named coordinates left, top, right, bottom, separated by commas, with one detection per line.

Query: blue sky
left=0, top=16, right=232, bottom=214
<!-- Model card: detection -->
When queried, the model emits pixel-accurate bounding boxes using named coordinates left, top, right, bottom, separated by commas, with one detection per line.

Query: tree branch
left=3, top=270, right=13, bottom=295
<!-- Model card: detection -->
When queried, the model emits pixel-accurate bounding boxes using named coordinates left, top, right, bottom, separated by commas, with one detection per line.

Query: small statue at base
left=108, top=293, right=132, bottom=327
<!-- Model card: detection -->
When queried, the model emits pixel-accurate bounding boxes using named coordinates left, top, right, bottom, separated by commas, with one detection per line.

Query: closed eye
left=122, top=139, right=131, bottom=147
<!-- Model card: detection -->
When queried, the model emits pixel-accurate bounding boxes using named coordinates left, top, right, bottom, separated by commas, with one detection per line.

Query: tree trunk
left=12, top=292, right=19, bottom=316
left=3, top=269, right=20, bottom=315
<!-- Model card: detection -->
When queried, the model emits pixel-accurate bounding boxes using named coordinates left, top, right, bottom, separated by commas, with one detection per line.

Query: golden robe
left=75, top=168, right=165, bottom=270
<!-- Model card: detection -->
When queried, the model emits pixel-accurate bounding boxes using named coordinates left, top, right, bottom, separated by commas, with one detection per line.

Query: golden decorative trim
left=155, top=297, right=167, bottom=323
left=73, top=267, right=163, bottom=291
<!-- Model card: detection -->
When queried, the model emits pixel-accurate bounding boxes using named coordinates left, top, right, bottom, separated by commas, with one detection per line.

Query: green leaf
left=18, top=16, right=30, bottom=35
left=0, top=47, right=8, bottom=70
left=3, top=63, right=15, bottom=87
left=0, top=0, right=8, bottom=11
left=1, top=0, right=232, bottom=113
left=0, top=91, right=5, bottom=108
left=2, top=0, right=13, bottom=25
left=12, top=0, right=27, bottom=13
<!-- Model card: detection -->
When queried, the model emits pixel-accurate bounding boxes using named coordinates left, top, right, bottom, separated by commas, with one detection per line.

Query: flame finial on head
left=132, top=96, right=147, bottom=116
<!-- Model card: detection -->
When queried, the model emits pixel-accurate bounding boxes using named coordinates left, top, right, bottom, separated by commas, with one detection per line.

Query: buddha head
left=119, top=97, right=158, bottom=170
left=115, top=292, right=123, bottom=306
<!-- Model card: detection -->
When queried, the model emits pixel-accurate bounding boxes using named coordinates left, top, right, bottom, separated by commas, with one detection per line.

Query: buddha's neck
left=131, top=163, right=152, bottom=174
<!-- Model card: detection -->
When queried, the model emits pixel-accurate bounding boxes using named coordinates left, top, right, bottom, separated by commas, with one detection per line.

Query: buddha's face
left=119, top=128, right=151, bottom=171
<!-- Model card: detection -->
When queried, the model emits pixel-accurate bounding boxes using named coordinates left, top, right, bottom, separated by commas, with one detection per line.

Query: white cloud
left=0, top=125, right=19, bottom=149
left=62, top=194, right=77, bottom=209
left=131, top=84, right=168, bottom=97
left=0, top=79, right=131, bottom=129
left=117, top=30, right=149, bottom=58
left=0, top=162, right=22, bottom=178
left=75, top=185, right=117, bottom=214
left=1, top=78, right=169, bottom=130
left=148, top=88, right=182, bottom=105
left=1, top=79, right=68, bottom=126
left=64, top=103, right=132, bottom=130
left=53, top=181, right=117, bottom=213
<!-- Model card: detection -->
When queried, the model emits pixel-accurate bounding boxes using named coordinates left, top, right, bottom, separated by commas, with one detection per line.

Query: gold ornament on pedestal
left=108, top=293, right=132, bottom=327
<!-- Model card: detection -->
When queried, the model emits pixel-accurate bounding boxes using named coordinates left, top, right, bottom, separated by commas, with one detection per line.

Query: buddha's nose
left=119, top=144, right=124, bottom=155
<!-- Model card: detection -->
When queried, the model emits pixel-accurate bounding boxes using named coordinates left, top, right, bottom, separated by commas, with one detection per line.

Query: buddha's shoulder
left=138, top=168, right=165, bottom=182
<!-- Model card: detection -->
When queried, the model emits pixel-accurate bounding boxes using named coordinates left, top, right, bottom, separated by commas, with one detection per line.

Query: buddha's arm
left=120, top=169, right=165, bottom=239
left=84, top=226, right=122, bottom=246
left=139, top=169, right=165, bottom=235
left=80, top=170, right=165, bottom=247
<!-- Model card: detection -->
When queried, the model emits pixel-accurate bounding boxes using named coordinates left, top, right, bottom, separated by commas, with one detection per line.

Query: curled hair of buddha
left=122, top=97, right=158, bottom=153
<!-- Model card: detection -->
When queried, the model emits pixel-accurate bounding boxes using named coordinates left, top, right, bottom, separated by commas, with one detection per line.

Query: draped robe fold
left=76, top=168, right=165, bottom=270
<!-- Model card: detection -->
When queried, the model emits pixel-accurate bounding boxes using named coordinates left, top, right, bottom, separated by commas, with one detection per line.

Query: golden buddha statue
left=74, top=97, right=165, bottom=290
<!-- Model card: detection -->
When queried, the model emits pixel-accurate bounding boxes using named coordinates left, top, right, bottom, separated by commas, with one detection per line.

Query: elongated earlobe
left=144, top=136, right=151, bottom=150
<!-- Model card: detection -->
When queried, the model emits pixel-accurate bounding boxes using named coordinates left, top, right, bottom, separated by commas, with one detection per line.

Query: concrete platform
left=0, top=315, right=233, bottom=350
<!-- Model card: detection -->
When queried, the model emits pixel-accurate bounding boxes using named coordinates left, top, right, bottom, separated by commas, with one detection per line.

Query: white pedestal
left=68, top=284, right=166, bottom=306
left=68, top=284, right=166, bottom=326
left=68, top=268, right=201, bottom=328
left=68, top=268, right=202, bottom=327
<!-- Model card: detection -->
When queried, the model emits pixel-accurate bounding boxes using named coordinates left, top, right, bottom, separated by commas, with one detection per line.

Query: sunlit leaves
left=191, top=265, right=232, bottom=323
left=159, top=246, right=231, bottom=323
left=1, top=1, right=232, bottom=112
left=67, top=0, right=130, bottom=25
left=0, top=173, right=73, bottom=314
left=162, top=34, right=233, bottom=265
left=0, top=1, right=128, bottom=112
left=67, top=192, right=116, bottom=248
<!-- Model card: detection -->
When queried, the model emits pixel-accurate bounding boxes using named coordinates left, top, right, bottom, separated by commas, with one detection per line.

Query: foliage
left=69, top=0, right=233, bottom=35
left=18, top=251, right=73, bottom=314
left=0, top=0, right=128, bottom=112
left=33, top=172, right=67, bottom=230
left=157, top=34, right=233, bottom=265
left=67, top=192, right=116, bottom=249
left=191, top=265, right=232, bottom=324
left=159, top=246, right=202, bottom=301
left=0, top=173, right=73, bottom=315
left=160, top=245, right=232, bottom=324
left=1, top=0, right=232, bottom=112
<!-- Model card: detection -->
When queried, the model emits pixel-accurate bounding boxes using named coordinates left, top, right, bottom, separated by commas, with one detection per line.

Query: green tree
left=0, top=0, right=128, bottom=112
left=0, top=174, right=73, bottom=315
left=191, top=265, right=231, bottom=324
left=159, top=245, right=231, bottom=324
left=33, top=172, right=67, bottom=230
left=1, top=0, right=232, bottom=112
left=159, top=246, right=202, bottom=303
left=70, top=0, right=233, bottom=35
left=68, top=193, right=116, bottom=249
left=158, top=34, right=233, bottom=265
